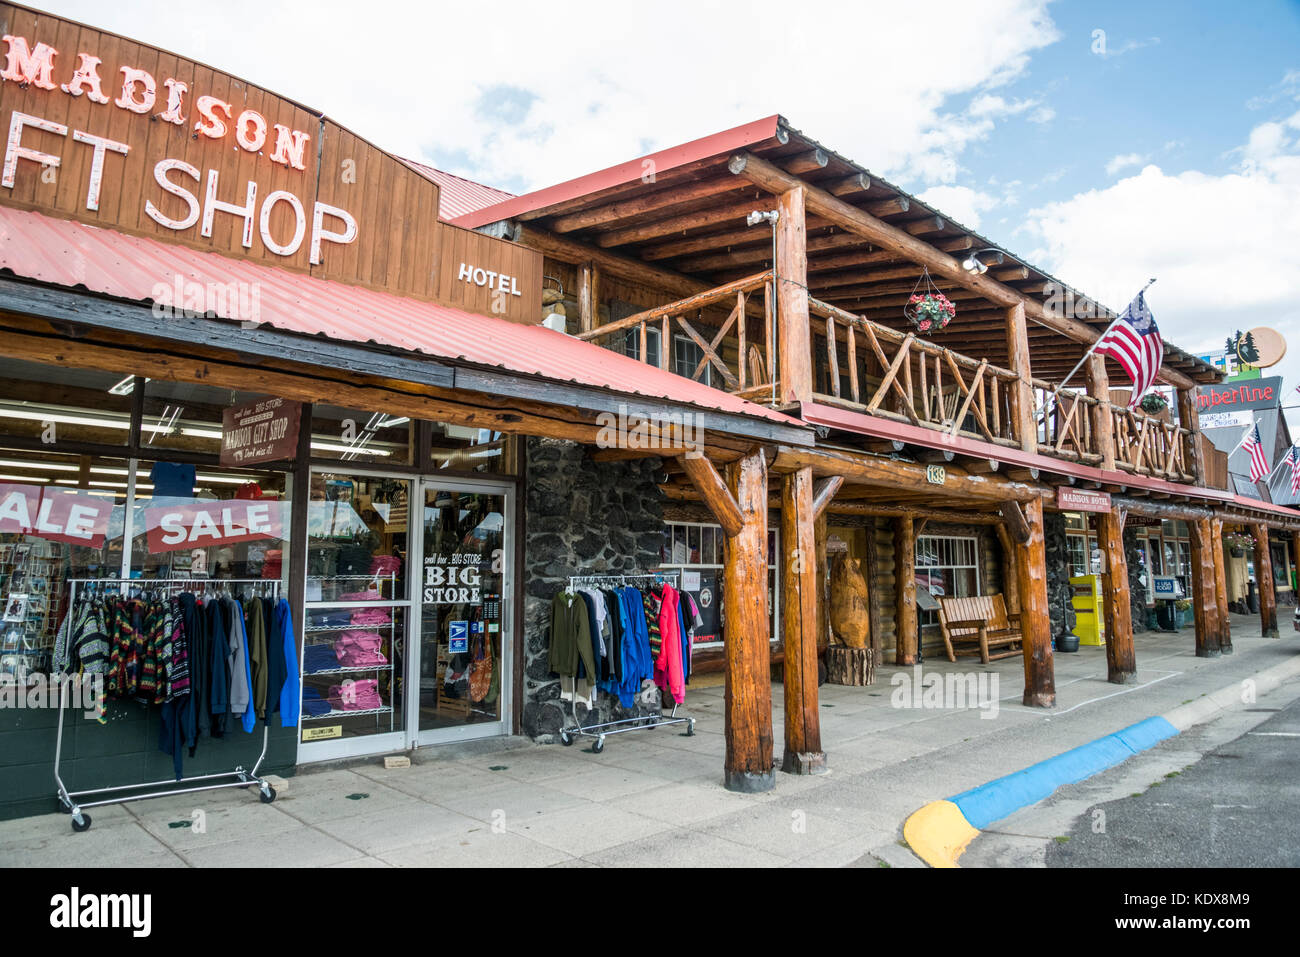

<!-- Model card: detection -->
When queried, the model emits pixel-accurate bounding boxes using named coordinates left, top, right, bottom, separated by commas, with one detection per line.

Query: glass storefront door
left=413, top=480, right=511, bottom=744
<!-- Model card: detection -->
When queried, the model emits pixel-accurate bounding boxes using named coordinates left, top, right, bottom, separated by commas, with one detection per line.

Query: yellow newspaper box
left=1070, top=574, right=1106, bottom=646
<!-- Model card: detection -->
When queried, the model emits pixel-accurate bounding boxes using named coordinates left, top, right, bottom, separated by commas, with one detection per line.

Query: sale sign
left=0, top=484, right=112, bottom=547
left=144, top=499, right=283, bottom=553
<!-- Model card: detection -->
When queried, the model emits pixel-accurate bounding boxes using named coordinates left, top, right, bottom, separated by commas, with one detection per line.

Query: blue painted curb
left=948, top=716, right=1179, bottom=829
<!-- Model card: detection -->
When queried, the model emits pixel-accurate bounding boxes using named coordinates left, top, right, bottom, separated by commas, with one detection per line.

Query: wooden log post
left=1253, top=524, right=1280, bottom=639
left=1098, top=509, right=1136, bottom=682
left=577, top=261, right=600, bottom=335
left=780, top=466, right=826, bottom=775
left=1176, top=387, right=1205, bottom=485
left=1005, top=302, right=1037, bottom=454
left=895, top=516, right=918, bottom=665
left=776, top=186, right=812, bottom=406
left=815, top=512, right=829, bottom=650
left=1214, top=518, right=1232, bottom=654
left=1017, top=498, right=1056, bottom=707
left=723, top=451, right=776, bottom=791
left=678, top=451, right=774, bottom=791
left=1085, top=355, right=1116, bottom=471
left=1189, top=518, right=1221, bottom=657
left=994, top=524, right=1021, bottom=616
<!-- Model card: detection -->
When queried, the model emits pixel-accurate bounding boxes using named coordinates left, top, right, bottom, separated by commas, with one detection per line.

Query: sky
left=28, top=0, right=1300, bottom=425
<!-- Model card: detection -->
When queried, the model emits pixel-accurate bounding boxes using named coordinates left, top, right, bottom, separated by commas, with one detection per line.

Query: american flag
left=1243, top=424, right=1269, bottom=483
left=1094, top=291, right=1163, bottom=408
left=1288, top=446, right=1300, bottom=494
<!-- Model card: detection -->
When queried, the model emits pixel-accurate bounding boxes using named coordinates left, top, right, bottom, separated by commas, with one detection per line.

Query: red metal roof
left=399, top=159, right=515, bottom=222
left=450, top=115, right=783, bottom=229
left=0, top=206, right=800, bottom=426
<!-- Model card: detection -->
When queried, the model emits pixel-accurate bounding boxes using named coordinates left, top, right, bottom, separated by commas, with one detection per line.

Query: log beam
left=780, top=467, right=826, bottom=774
left=678, top=455, right=744, bottom=538
left=1190, top=518, right=1221, bottom=657
left=729, top=151, right=1194, bottom=389
left=1099, top=508, right=1136, bottom=682
left=1215, top=519, right=1232, bottom=654
left=811, top=474, right=844, bottom=518
left=723, top=450, right=776, bottom=792
left=777, top=186, right=812, bottom=404
left=895, top=516, right=918, bottom=665
left=1017, top=498, right=1056, bottom=707
left=1253, top=524, right=1280, bottom=639
left=1006, top=301, right=1036, bottom=454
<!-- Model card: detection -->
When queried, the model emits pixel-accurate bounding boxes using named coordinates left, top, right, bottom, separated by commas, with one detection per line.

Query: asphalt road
left=1046, top=697, right=1300, bottom=867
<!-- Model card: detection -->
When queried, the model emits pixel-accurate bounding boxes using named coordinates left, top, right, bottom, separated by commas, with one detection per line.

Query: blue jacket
left=275, top=599, right=301, bottom=728
left=238, top=600, right=257, bottom=734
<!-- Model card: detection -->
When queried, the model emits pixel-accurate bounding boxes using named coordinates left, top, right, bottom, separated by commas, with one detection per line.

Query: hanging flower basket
left=1139, top=392, right=1168, bottom=415
left=906, top=292, right=957, bottom=334
left=903, top=268, right=956, bottom=333
left=1224, top=532, right=1256, bottom=553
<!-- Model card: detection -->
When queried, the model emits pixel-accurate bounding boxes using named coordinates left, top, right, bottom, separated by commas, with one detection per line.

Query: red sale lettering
left=144, top=500, right=281, bottom=553
left=0, top=483, right=111, bottom=547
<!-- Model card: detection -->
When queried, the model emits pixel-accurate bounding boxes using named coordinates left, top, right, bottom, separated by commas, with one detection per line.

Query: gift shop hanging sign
left=144, top=500, right=283, bottom=553
left=0, top=483, right=111, bottom=547
left=220, top=397, right=302, bottom=467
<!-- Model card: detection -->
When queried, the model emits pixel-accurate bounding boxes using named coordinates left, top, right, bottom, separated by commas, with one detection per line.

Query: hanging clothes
left=648, top=582, right=685, bottom=705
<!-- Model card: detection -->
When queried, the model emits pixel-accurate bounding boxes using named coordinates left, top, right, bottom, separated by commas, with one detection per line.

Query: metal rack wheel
left=685, top=718, right=696, bottom=736
left=70, top=811, right=91, bottom=832
left=592, top=735, right=606, bottom=754
left=259, top=785, right=277, bottom=804
left=559, top=729, right=574, bottom=746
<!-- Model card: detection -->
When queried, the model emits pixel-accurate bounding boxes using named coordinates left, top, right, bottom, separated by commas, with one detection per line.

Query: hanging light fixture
left=961, top=248, right=1008, bottom=275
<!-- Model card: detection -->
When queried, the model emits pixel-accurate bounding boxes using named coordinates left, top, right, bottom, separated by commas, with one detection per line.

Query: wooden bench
left=936, top=594, right=1024, bottom=664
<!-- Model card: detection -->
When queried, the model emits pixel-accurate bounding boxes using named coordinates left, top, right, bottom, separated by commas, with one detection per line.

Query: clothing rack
left=559, top=572, right=695, bottom=753
left=54, top=577, right=281, bottom=832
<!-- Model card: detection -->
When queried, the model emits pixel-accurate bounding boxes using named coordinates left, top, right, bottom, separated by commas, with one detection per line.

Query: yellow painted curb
left=903, top=800, right=979, bottom=868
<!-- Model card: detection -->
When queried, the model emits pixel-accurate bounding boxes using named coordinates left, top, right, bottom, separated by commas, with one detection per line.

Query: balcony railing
left=576, top=270, right=777, bottom=402
left=809, top=298, right=1021, bottom=448
left=584, top=275, right=1201, bottom=486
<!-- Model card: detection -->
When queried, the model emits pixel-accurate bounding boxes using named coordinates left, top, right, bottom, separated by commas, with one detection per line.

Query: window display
left=300, top=471, right=409, bottom=746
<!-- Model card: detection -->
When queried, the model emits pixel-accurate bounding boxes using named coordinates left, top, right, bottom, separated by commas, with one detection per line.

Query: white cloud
left=917, top=185, right=998, bottom=229
left=1105, top=152, right=1147, bottom=175
left=32, top=0, right=1060, bottom=193
left=1023, top=111, right=1300, bottom=413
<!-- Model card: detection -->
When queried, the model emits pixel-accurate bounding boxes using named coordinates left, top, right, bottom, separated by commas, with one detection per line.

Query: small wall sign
left=925, top=465, right=945, bottom=485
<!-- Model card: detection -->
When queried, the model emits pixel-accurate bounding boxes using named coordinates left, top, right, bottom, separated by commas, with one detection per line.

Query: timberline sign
left=1056, top=488, right=1112, bottom=513
left=0, top=3, right=541, bottom=324
left=1195, top=376, right=1282, bottom=414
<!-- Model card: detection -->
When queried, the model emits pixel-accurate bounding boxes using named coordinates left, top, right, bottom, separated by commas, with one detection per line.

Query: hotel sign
left=1057, top=488, right=1112, bottom=513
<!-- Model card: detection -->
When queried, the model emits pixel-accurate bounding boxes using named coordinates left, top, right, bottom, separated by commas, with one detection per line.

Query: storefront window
left=659, top=520, right=779, bottom=646
left=430, top=425, right=519, bottom=475
left=0, top=358, right=134, bottom=447
left=310, top=405, right=413, bottom=466
left=916, top=535, right=980, bottom=627
left=302, top=471, right=410, bottom=748
left=0, top=448, right=129, bottom=678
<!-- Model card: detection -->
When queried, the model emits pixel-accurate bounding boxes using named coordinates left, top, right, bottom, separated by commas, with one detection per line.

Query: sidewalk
left=2, top=614, right=1295, bottom=868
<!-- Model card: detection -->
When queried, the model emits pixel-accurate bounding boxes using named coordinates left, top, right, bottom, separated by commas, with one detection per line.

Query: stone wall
left=1044, top=512, right=1077, bottom=642
left=521, top=437, right=666, bottom=740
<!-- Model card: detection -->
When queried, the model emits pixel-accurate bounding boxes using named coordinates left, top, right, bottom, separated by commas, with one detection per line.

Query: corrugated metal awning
left=0, top=206, right=802, bottom=428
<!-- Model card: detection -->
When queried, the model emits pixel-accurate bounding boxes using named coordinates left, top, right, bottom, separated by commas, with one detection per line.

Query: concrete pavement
left=1, top=613, right=1295, bottom=868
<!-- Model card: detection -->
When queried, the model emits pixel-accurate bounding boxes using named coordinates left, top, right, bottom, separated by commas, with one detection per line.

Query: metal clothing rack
left=559, top=572, right=695, bottom=753
left=54, top=577, right=281, bottom=832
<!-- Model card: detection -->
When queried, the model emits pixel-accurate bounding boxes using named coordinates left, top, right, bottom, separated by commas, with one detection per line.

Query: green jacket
left=549, top=591, right=595, bottom=679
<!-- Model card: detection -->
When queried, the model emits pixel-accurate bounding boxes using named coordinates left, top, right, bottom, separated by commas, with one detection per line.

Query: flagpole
left=1037, top=277, right=1158, bottom=408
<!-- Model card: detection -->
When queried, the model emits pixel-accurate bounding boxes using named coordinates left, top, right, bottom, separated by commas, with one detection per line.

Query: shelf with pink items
left=301, top=706, right=393, bottom=720
left=305, top=572, right=398, bottom=604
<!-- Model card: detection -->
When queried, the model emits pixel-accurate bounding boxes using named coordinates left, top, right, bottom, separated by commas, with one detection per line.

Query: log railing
left=1031, top=379, right=1102, bottom=465
left=807, top=298, right=1023, bottom=448
left=576, top=270, right=777, bottom=402
left=1108, top=402, right=1196, bottom=482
